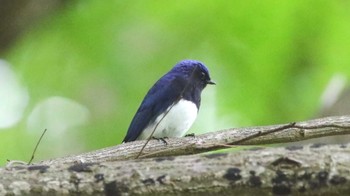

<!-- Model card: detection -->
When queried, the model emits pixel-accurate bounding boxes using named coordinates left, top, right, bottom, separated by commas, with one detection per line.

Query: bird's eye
left=201, top=72, right=206, bottom=80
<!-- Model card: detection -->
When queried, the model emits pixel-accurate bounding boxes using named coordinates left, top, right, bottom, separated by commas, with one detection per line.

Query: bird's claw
left=152, top=136, right=168, bottom=145
left=185, top=133, right=195, bottom=137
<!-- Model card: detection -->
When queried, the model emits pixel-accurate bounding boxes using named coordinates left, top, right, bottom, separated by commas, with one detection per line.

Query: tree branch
left=41, top=115, right=350, bottom=165
left=3, top=115, right=350, bottom=195
left=2, top=143, right=350, bottom=195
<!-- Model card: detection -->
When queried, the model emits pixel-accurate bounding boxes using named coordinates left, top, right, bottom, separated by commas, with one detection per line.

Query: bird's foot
left=152, top=136, right=168, bottom=145
left=185, top=133, right=195, bottom=137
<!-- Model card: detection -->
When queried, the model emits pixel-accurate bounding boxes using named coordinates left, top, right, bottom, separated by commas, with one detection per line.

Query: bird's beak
left=207, top=80, right=216, bottom=85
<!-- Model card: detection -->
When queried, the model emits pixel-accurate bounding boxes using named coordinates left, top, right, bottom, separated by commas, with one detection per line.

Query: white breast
left=137, top=99, right=198, bottom=140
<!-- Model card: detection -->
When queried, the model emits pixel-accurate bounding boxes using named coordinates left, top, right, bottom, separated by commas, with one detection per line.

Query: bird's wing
left=122, top=74, right=185, bottom=142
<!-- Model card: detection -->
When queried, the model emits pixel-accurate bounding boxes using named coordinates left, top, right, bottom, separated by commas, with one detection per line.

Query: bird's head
left=172, top=60, right=215, bottom=89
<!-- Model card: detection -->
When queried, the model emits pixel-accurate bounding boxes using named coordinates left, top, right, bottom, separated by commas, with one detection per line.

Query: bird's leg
left=152, top=136, right=168, bottom=145
left=185, top=133, right=195, bottom=137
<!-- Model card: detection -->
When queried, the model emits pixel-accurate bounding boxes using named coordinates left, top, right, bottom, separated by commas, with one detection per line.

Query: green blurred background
left=1, top=0, right=350, bottom=165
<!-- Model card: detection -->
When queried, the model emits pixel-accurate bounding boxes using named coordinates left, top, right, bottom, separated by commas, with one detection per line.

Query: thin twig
left=137, top=122, right=348, bottom=158
left=138, top=124, right=293, bottom=159
left=229, top=122, right=296, bottom=145
left=293, top=124, right=350, bottom=129
left=136, top=65, right=199, bottom=158
left=230, top=122, right=350, bottom=146
left=28, top=129, right=47, bottom=165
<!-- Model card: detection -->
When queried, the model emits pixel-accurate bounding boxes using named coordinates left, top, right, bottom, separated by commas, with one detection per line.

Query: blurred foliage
left=1, top=0, right=350, bottom=165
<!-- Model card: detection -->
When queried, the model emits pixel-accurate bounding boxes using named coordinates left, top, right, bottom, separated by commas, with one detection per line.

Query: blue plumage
left=122, top=60, right=214, bottom=142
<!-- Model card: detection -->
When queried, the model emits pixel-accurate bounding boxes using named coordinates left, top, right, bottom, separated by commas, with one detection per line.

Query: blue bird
left=122, top=59, right=215, bottom=142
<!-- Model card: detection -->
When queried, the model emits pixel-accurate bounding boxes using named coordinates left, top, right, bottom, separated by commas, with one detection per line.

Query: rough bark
left=1, top=115, right=350, bottom=195
left=2, top=144, right=350, bottom=195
